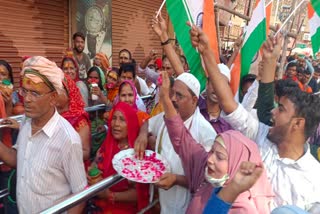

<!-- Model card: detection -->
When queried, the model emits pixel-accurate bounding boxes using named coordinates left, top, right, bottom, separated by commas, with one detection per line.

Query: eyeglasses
left=18, top=87, right=53, bottom=101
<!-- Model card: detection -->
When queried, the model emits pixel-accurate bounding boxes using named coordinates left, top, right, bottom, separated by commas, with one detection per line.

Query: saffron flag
left=166, top=0, right=219, bottom=91
left=308, top=0, right=320, bottom=56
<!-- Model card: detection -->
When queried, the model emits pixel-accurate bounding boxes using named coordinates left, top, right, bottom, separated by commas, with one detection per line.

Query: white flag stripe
left=243, top=0, right=266, bottom=44
left=310, top=12, right=320, bottom=36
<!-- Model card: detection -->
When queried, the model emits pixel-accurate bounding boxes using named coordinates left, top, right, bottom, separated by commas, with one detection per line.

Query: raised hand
left=262, top=29, right=283, bottom=62
left=229, top=161, right=264, bottom=194
left=148, top=49, right=157, bottom=61
left=188, top=22, right=210, bottom=54
left=152, top=12, right=168, bottom=42
left=159, top=71, right=171, bottom=101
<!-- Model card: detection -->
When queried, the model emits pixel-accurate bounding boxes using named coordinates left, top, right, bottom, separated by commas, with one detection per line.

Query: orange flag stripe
left=203, top=0, right=220, bottom=65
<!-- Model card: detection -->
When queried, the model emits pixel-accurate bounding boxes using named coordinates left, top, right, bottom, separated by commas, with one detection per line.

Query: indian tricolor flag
left=308, top=0, right=320, bottom=56
left=230, top=0, right=267, bottom=94
left=166, top=0, right=220, bottom=91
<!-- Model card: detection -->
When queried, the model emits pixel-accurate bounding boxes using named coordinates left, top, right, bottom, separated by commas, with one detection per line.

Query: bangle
left=161, top=39, right=171, bottom=46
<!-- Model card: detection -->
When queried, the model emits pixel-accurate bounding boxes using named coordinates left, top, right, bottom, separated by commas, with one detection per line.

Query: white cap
left=176, top=72, right=200, bottom=98
left=218, top=64, right=231, bottom=82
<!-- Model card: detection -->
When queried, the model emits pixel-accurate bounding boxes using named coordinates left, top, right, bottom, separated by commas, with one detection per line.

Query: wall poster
left=76, top=0, right=112, bottom=60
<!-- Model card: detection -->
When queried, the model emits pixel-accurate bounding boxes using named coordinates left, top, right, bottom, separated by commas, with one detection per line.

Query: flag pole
left=275, top=0, right=307, bottom=36
left=156, top=0, right=166, bottom=18
left=274, top=0, right=280, bottom=25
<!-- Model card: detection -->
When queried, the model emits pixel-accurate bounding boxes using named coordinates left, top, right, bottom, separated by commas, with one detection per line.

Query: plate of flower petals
left=112, top=149, right=170, bottom=183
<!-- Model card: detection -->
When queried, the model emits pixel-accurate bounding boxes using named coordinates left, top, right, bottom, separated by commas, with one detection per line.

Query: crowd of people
left=0, top=12, right=320, bottom=214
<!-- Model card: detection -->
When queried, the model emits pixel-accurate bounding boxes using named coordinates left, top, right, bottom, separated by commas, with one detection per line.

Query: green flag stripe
left=311, top=0, right=320, bottom=17
left=311, top=28, right=320, bottom=55
left=166, top=0, right=207, bottom=91
left=241, top=20, right=266, bottom=80
left=182, top=0, right=194, bottom=24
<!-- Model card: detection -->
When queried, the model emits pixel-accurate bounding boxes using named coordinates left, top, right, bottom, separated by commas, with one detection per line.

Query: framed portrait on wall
left=74, top=0, right=112, bottom=60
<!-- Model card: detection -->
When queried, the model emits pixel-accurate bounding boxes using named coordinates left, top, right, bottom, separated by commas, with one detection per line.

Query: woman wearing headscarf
left=56, top=74, right=91, bottom=164
left=61, top=53, right=89, bottom=106
left=105, top=67, right=120, bottom=103
left=94, top=53, right=110, bottom=74
left=88, top=102, right=149, bottom=213
left=159, top=71, right=274, bottom=214
left=114, top=80, right=149, bottom=126
left=86, top=66, right=109, bottom=159
left=87, top=66, right=110, bottom=106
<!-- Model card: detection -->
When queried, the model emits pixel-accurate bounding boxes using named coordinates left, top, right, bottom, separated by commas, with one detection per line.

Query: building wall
left=111, top=0, right=167, bottom=67
left=0, top=0, right=69, bottom=87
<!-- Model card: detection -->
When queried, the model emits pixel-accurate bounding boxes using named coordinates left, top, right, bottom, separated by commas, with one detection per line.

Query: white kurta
left=149, top=108, right=216, bottom=214
left=222, top=104, right=320, bottom=212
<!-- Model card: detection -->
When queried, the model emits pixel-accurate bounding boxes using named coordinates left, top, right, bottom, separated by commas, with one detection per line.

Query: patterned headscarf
left=60, top=74, right=89, bottom=124
left=95, top=53, right=110, bottom=72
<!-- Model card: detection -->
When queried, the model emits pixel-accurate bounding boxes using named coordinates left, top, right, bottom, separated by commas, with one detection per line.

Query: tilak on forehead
left=64, top=61, right=75, bottom=68
left=22, top=69, right=55, bottom=91
left=21, top=56, right=64, bottom=93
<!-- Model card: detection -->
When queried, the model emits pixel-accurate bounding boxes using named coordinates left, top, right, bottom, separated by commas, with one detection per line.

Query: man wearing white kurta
left=136, top=73, right=216, bottom=214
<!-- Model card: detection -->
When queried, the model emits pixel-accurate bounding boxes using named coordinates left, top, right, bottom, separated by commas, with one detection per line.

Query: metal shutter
left=112, top=0, right=168, bottom=67
left=0, top=0, right=69, bottom=87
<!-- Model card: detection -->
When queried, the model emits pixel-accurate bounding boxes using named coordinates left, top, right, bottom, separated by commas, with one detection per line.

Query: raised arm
left=152, top=13, right=184, bottom=76
left=257, top=34, right=283, bottom=125
left=189, top=24, right=237, bottom=114
left=160, top=71, right=208, bottom=191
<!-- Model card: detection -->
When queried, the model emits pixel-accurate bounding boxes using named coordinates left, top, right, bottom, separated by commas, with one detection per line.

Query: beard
left=267, top=120, right=291, bottom=144
left=75, top=46, right=83, bottom=54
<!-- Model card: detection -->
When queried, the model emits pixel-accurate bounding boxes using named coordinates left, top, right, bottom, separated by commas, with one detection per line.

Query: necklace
left=118, top=143, right=129, bottom=150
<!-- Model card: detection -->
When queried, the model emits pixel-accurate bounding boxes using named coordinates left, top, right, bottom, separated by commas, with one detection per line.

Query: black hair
left=119, top=63, right=136, bottom=79
left=287, top=56, right=295, bottom=63
left=315, top=66, right=320, bottom=73
left=73, top=32, right=85, bottom=41
left=280, top=87, right=320, bottom=139
left=219, top=55, right=228, bottom=65
left=296, top=66, right=305, bottom=74
left=275, top=79, right=299, bottom=97
left=119, top=49, right=132, bottom=60
left=0, top=60, right=14, bottom=83
left=162, top=55, right=168, bottom=61
left=109, top=67, right=119, bottom=75
left=87, top=66, right=104, bottom=90
left=287, top=62, right=297, bottom=69
left=241, top=74, right=256, bottom=88
left=180, top=55, right=187, bottom=64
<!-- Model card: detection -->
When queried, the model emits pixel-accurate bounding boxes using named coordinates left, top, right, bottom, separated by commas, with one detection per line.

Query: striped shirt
left=14, top=110, right=87, bottom=213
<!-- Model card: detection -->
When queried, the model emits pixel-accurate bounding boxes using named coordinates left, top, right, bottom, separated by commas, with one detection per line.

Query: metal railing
left=40, top=174, right=124, bottom=214
left=40, top=174, right=159, bottom=214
